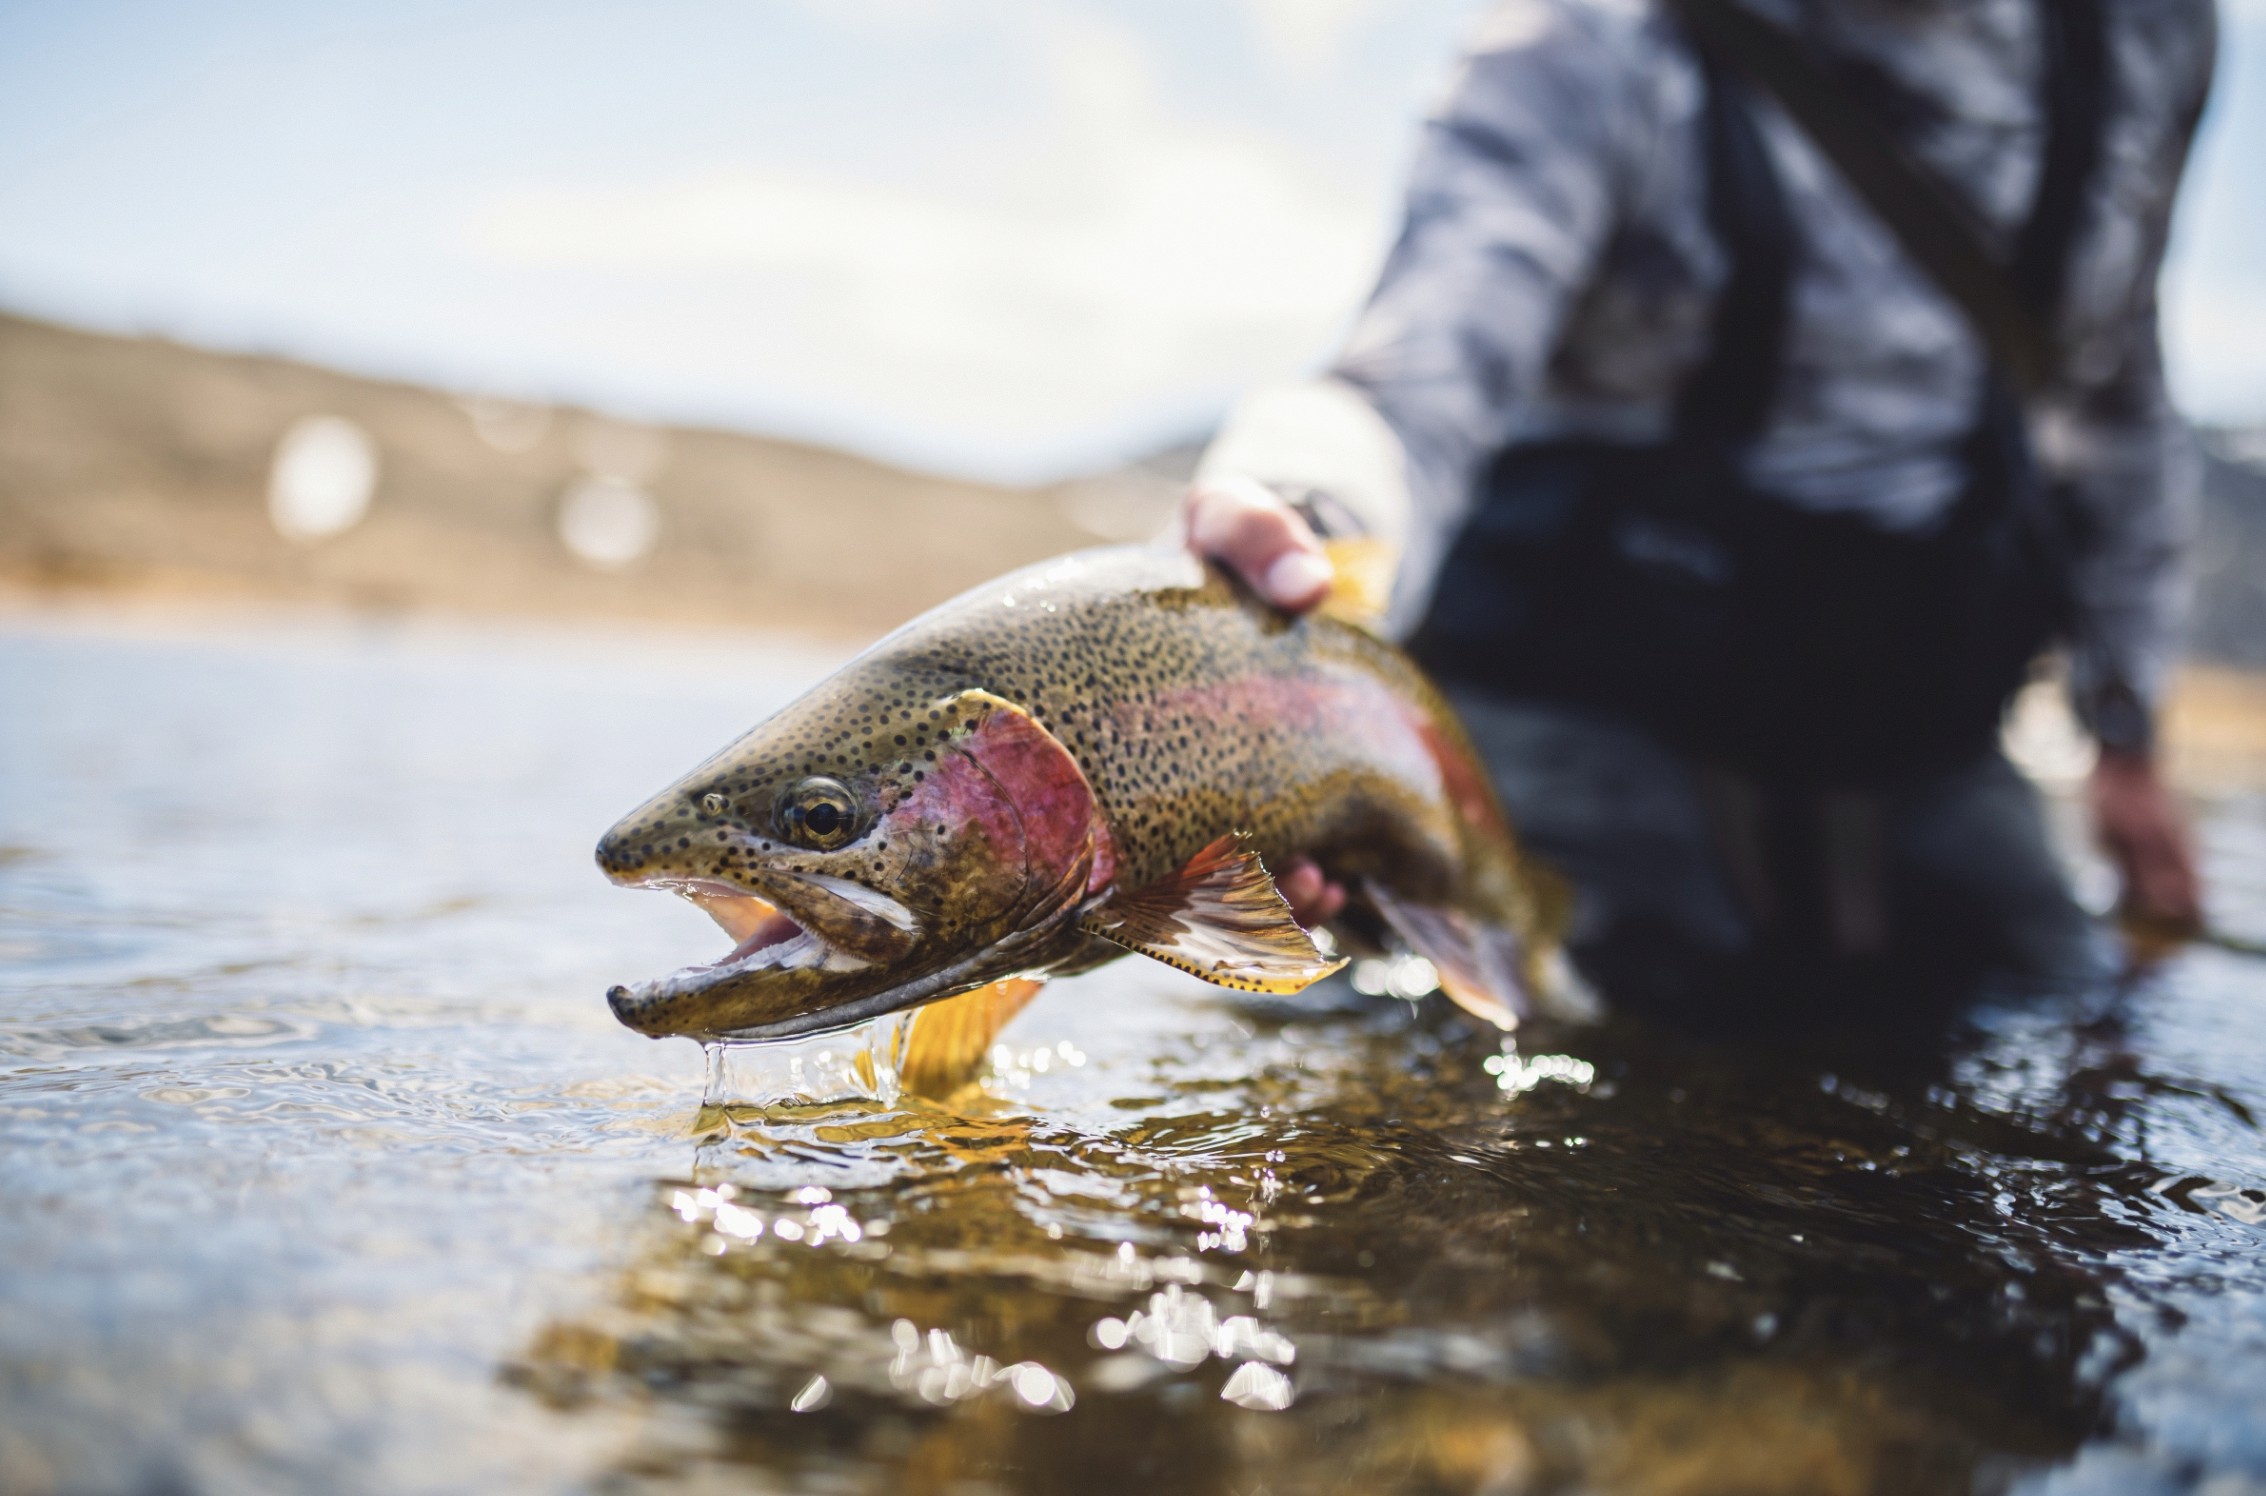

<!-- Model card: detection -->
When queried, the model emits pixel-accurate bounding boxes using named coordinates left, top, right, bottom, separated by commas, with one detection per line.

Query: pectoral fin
left=896, top=977, right=1046, bottom=1096
left=1080, top=834, right=1346, bottom=993
left=1364, top=880, right=1531, bottom=1030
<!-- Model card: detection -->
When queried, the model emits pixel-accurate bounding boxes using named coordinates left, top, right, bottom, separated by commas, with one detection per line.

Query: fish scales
left=597, top=546, right=1562, bottom=1051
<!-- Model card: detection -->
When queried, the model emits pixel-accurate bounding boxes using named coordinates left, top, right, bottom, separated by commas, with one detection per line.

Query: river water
left=3, top=606, right=2263, bottom=1496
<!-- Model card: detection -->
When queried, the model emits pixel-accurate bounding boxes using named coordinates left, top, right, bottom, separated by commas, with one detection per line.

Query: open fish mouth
left=602, top=869, right=1068, bottom=1045
left=604, top=877, right=878, bottom=1023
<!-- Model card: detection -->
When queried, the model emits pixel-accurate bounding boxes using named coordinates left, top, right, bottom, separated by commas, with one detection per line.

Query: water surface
left=3, top=608, right=2264, bottom=1495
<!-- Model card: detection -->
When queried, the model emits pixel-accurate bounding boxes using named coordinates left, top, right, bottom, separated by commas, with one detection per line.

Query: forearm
left=2040, top=370, right=2200, bottom=752
left=2048, top=0, right=2212, bottom=752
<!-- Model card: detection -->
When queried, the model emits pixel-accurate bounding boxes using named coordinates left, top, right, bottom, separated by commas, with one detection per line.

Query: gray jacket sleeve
left=1332, top=1, right=1646, bottom=635
left=2044, top=0, right=2215, bottom=742
left=2044, top=316, right=2200, bottom=742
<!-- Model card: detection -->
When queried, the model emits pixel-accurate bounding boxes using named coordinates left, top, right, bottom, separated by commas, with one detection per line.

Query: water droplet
left=702, top=1043, right=726, bottom=1106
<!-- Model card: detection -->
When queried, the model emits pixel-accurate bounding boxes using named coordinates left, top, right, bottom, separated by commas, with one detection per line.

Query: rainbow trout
left=597, top=546, right=1563, bottom=1076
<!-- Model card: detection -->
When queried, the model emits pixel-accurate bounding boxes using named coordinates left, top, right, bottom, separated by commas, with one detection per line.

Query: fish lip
left=693, top=984, right=931, bottom=1044
left=686, top=955, right=1007, bottom=1044
left=616, top=873, right=762, bottom=901
left=603, top=934, right=918, bottom=1045
left=604, top=948, right=901, bottom=1044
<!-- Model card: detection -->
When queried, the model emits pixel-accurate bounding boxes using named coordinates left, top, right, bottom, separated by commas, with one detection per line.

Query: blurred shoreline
left=6, top=306, right=2265, bottom=788
left=0, top=310, right=1188, bottom=644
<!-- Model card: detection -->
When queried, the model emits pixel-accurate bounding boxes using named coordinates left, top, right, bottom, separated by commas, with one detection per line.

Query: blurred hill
left=0, top=311, right=1182, bottom=640
left=5, top=309, right=2263, bottom=668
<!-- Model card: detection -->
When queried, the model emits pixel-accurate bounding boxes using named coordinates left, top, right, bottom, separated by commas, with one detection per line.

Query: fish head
left=596, top=682, right=1104, bottom=1043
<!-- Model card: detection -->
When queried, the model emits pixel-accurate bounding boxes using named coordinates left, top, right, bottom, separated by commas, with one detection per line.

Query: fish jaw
left=598, top=863, right=927, bottom=1039
left=600, top=859, right=1098, bottom=1043
left=604, top=908, right=876, bottom=1042
left=609, top=904, right=1086, bottom=1044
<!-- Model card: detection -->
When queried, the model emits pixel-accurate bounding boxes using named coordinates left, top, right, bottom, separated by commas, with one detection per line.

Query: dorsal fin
left=896, top=977, right=1045, bottom=1096
left=1079, top=834, right=1345, bottom=994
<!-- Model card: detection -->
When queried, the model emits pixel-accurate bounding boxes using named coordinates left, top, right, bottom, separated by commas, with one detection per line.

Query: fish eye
left=776, top=777, right=859, bottom=850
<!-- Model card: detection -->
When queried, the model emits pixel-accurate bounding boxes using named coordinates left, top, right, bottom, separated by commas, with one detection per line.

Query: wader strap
left=1670, top=0, right=2106, bottom=395
left=2014, top=0, right=2108, bottom=337
left=1671, top=51, right=1793, bottom=454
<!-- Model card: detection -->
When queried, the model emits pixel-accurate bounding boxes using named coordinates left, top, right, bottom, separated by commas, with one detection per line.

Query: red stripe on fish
left=1106, top=666, right=1444, bottom=805
left=1419, top=719, right=1503, bottom=836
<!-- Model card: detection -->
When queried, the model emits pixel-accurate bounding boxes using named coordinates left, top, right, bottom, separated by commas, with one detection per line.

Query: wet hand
left=2091, top=749, right=2202, bottom=937
left=1183, top=475, right=1334, bottom=614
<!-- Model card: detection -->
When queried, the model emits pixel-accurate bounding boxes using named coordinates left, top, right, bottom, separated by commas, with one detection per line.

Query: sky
left=0, top=0, right=2259, bottom=484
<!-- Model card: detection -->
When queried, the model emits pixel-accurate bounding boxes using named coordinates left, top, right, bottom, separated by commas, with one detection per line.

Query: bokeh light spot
left=267, top=415, right=378, bottom=541
left=558, top=477, right=660, bottom=569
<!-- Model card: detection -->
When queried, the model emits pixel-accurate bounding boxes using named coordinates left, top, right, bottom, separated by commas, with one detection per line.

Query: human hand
left=2090, top=749, right=2202, bottom=937
left=1183, top=474, right=1335, bottom=614
left=1276, top=856, right=1348, bottom=930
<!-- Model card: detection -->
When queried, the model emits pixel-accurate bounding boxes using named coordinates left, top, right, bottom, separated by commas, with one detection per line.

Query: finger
left=1186, top=477, right=1334, bottom=612
left=1192, top=487, right=1332, bottom=609
left=1276, top=858, right=1328, bottom=926
left=1275, top=857, right=1348, bottom=930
